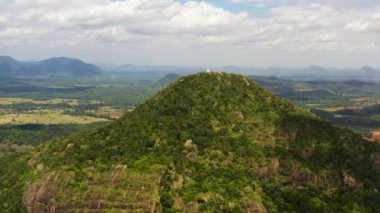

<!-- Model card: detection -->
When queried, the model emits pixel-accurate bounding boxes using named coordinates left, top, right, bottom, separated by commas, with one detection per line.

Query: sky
left=0, top=0, right=380, bottom=68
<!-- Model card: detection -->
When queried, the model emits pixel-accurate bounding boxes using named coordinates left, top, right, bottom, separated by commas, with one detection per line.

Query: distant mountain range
left=2, top=55, right=379, bottom=81
left=219, top=65, right=380, bottom=82
left=0, top=56, right=102, bottom=78
left=101, top=63, right=203, bottom=74
left=102, top=64, right=380, bottom=82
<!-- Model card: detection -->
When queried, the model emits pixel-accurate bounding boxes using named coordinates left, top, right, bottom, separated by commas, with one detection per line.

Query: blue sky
left=0, top=0, right=380, bottom=67
left=177, top=0, right=277, bottom=17
left=179, top=0, right=380, bottom=16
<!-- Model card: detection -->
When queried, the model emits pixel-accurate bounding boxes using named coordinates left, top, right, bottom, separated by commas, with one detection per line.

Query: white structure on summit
left=206, top=68, right=211, bottom=72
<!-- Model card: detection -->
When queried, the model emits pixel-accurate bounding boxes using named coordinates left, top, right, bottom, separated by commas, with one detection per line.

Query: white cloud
left=229, top=0, right=380, bottom=8
left=315, top=0, right=380, bottom=8
left=346, top=21, right=369, bottom=32
left=313, top=33, right=338, bottom=42
left=229, top=0, right=303, bottom=4
left=0, top=0, right=379, bottom=67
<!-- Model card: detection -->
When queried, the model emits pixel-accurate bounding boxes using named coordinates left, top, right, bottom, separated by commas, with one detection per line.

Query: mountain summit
left=1, top=72, right=380, bottom=212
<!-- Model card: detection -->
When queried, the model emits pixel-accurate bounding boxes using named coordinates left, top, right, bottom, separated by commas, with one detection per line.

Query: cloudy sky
left=0, top=0, right=379, bottom=67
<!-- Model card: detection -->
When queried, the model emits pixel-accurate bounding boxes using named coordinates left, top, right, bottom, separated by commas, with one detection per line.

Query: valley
left=0, top=72, right=159, bottom=157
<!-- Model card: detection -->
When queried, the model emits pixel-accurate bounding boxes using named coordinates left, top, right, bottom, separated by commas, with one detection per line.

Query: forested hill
left=0, top=56, right=102, bottom=78
left=1, top=72, right=380, bottom=212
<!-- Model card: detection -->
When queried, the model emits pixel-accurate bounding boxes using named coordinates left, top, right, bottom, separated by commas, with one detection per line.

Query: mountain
left=1, top=72, right=380, bottom=212
left=306, top=65, right=326, bottom=74
left=343, top=80, right=376, bottom=87
left=359, top=66, right=379, bottom=77
left=153, top=73, right=182, bottom=89
left=0, top=56, right=24, bottom=77
left=0, top=56, right=102, bottom=78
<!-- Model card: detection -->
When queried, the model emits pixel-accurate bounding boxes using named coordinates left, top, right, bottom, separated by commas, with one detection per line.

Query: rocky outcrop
left=173, top=175, right=184, bottom=190
left=252, top=158, right=280, bottom=178
left=184, top=140, right=193, bottom=148
left=278, top=132, right=297, bottom=143
left=342, top=170, right=363, bottom=191
left=173, top=195, right=184, bottom=210
left=184, top=201, right=199, bottom=213
left=244, top=201, right=267, bottom=213
left=186, top=152, right=198, bottom=162
left=23, top=166, right=163, bottom=213
left=23, top=175, right=56, bottom=213
left=235, top=111, right=244, bottom=120
left=371, top=153, right=380, bottom=170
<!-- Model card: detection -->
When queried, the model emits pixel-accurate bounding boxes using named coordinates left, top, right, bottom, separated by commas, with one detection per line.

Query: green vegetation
left=0, top=112, right=109, bottom=125
left=0, top=123, right=103, bottom=145
left=0, top=73, right=159, bottom=150
left=158, top=74, right=380, bottom=137
left=1, top=72, right=380, bottom=212
left=248, top=76, right=380, bottom=108
left=312, top=105, right=380, bottom=140
left=0, top=98, right=80, bottom=106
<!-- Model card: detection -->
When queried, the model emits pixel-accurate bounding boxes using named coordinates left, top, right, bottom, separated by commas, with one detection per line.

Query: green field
left=0, top=112, right=109, bottom=125
left=0, top=73, right=157, bottom=153
left=0, top=98, right=80, bottom=106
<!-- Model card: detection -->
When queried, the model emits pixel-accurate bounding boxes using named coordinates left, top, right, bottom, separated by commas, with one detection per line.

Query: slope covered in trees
left=1, top=72, right=380, bottom=212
